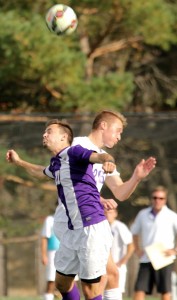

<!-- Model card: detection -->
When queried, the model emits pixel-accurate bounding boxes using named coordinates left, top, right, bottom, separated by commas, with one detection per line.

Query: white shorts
left=46, top=250, right=56, bottom=281
left=54, top=220, right=67, bottom=241
left=54, top=220, right=112, bottom=280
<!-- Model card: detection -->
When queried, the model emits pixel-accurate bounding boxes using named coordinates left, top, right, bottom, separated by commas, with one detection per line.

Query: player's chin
left=105, top=142, right=116, bottom=148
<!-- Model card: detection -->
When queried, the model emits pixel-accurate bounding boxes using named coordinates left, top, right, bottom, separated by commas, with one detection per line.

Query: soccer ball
left=45, top=4, right=78, bottom=35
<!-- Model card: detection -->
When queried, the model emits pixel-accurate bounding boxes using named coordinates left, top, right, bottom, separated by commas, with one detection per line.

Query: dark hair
left=92, top=110, right=127, bottom=130
left=46, top=119, right=73, bottom=145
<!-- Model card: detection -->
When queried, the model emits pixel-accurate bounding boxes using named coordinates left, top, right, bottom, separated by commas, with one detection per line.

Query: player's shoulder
left=72, top=136, right=106, bottom=153
left=69, top=144, right=91, bottom=155
left=72, top=136, right=88, bottom=146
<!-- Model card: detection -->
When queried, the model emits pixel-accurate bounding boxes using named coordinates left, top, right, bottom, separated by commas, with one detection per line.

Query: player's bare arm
left=6, top=149, right=46, bottom=179
left=105, top=157, right=156, bottom=201
left=100, top=197, right=118, bottom=211
left=89, top=152, right=116, bottom=174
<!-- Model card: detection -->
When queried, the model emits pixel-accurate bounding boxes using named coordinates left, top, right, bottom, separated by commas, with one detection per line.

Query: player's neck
left=52, top=142, right=70, bottom=156
left=88, top=131, right=103, bottom=149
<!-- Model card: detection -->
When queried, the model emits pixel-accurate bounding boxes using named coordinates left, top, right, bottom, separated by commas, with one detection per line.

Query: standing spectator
left=131, top=186, right=177, bottom=300
left=105, top=208, right=134, bottom=299
left=41, top=213, right=60, bottom=300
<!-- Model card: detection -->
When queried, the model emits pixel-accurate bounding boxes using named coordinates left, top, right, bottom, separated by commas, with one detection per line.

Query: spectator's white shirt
left=110, top=220, right=133, bottom=264
left=41, top=215, right=54, bottom=238
left=41, top=215, right=60, bottom=251
left=131, top=205, right=177, bottom=262
left=110, top=220, right=133, bottom=293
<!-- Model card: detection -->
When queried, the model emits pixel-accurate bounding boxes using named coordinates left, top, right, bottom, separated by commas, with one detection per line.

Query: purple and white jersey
left=44, top=145, right=106, bottom=230
left=72, top=136, right=120, bottom=192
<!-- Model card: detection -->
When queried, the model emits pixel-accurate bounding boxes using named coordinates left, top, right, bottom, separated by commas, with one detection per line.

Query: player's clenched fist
left=6, top=149, right=20, bottom=164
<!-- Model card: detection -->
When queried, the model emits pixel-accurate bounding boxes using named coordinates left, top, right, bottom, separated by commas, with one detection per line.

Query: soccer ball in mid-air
left=45, top=4, right=78, bottom=35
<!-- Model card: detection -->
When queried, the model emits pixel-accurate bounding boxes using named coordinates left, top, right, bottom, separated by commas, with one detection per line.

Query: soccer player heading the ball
left=6, top=111, right=157, bottom=300
left=6, top=119, right=117, bottom=300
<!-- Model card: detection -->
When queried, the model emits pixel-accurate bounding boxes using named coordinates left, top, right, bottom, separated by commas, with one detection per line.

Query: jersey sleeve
left=43, top=165, right=55, bottom=179
left=68, top=145, right=95, bottom=162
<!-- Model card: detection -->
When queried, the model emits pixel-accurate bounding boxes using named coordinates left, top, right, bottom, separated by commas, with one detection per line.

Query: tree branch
left=86, top=36, right=143, bottom=78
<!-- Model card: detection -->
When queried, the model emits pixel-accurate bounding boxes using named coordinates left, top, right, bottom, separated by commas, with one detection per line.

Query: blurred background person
left=41, top=212, right=60, bottom=300
left=105, top=208, right=134, bottom=299
left=131, top=185, right=177, bottom=300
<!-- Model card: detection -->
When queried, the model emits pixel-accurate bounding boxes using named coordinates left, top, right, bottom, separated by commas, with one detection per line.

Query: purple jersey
left=44, top=145, right=106, bottom=230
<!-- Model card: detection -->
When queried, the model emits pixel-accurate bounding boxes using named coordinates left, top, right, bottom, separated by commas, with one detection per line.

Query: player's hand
left=100, top=197, right=118, bottom=210
left=102, top=161, right=116, bottom=174
left=134, top=157, right=156, bottom=180
left=6, top=149, right=20, bottom=164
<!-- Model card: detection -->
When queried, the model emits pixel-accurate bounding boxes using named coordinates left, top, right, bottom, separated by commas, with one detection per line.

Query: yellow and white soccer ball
left=45, top=4, right=78, bottom=35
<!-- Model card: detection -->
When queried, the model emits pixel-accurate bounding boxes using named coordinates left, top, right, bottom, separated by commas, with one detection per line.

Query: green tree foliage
left=65, top=72, right=135, bottom=112
left=121, top=0, right=177, bottom=50
left=0, top=0, right=177, bottom=113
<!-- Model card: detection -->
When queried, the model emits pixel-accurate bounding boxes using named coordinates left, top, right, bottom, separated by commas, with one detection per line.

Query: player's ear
left=60, top=134, right=64, bottom=141
left=100, top=121, right=107, bottom=130
left=61, top=133, right=68, bottom=141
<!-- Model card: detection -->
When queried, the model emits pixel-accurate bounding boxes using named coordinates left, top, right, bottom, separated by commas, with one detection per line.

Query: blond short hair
left=92, top=110, right=127, bottom=130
